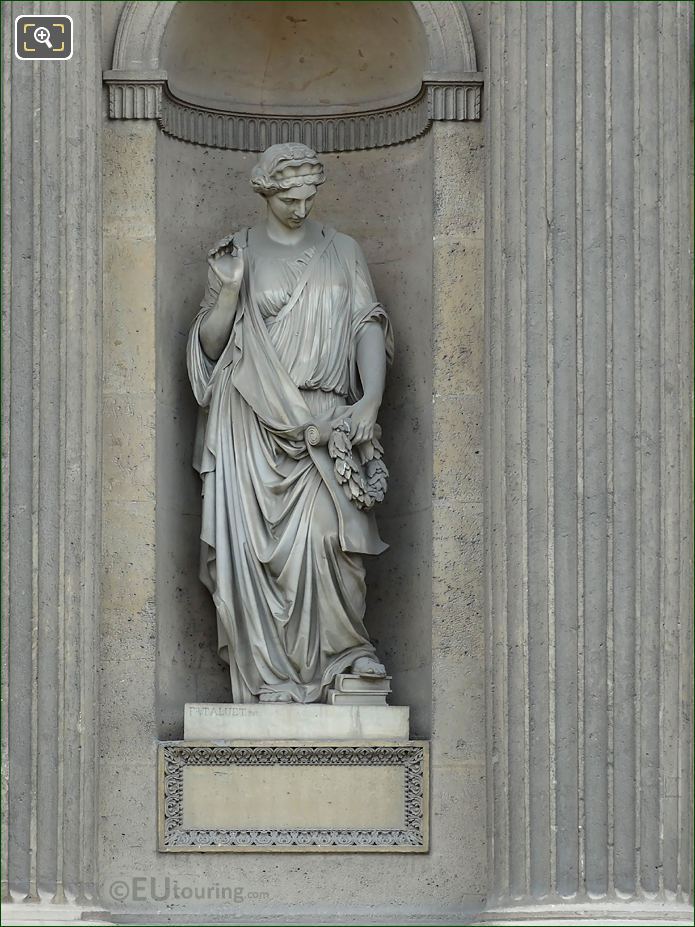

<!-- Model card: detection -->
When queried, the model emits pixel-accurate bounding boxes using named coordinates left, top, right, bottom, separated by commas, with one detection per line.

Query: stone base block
left=184, top=702, right=409, bottom=740
left=474, top=902, right=695, bottom=926
left=0, top=904, right=112, bottom=926
left=158, top=740, right=428, bottom=852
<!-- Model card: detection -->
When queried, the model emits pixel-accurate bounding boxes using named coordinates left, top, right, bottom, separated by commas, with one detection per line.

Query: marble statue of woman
left=187, top=143, right=394, bottom=704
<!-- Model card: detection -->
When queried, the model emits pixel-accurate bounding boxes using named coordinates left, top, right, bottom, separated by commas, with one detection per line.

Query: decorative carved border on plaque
left=158, top=742, right=428, bottom=852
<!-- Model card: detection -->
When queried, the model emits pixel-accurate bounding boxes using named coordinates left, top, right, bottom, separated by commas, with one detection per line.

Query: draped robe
left=187, top=222, right=394, bottom=703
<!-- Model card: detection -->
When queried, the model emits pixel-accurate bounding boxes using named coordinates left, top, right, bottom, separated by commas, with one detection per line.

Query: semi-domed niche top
left=160, top=0, right=429, bottom=114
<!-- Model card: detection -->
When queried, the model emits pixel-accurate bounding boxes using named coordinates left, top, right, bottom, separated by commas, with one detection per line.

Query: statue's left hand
left=343, top=396, right=380, bottom=445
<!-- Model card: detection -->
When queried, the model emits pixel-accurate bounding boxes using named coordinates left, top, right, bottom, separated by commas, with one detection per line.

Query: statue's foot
left=350, top=656, right=387, bottom=678
left=258, top=690, right=293, bottom=703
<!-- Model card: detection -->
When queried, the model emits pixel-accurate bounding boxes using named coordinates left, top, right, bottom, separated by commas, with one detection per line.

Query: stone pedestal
left=184, top=702, right=410, bottom=741
left=170, top=705, right=426, bottom=852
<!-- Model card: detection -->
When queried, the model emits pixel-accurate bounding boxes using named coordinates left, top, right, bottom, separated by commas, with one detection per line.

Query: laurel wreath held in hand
left=327, top=421, right=389, bottom=511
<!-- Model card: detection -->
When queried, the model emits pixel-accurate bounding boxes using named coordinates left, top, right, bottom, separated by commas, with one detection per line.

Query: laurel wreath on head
left=327, top=421, right=389, bottom=511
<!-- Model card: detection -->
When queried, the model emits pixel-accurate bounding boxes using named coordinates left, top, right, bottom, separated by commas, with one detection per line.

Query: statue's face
left=266, top=182, right=318, bottom=230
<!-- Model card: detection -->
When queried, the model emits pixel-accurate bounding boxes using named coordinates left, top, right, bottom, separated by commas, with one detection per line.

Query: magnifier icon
left=34, top=26, right=53, bottom=49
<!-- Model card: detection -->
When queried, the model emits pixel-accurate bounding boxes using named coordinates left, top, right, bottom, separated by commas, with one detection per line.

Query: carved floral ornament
left=104, top=1, right=482, bottom=152
left=159, top=743, right=428, bottom=850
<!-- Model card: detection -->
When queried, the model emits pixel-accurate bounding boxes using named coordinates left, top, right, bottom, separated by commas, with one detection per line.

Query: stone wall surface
left=482, top=2, right=693, bottom=923
left=1, top=2, right=692, bottom=926
left=95, top=1, right=487, bottom=922
left=2, top=0, right=102, bottom=908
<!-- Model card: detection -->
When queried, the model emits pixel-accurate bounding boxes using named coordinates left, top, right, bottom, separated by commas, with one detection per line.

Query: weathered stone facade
left=2, top=2, right=691, bottom=924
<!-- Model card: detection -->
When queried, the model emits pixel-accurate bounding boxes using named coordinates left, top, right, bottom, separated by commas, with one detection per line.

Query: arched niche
left=160, top=1, right=429, bottom=113
left=109, top=0, right=478, bottom=72
left=102, top=1, right=484, bottom=745
left=104, top=0, right=482, bottom=150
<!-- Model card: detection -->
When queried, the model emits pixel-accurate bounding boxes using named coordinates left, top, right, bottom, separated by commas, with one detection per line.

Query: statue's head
left=250, top=143, right=325, bottom=230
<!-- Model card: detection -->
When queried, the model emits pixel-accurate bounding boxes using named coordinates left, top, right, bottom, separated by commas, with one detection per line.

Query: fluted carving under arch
left=104, top=0, right=482, bottom=151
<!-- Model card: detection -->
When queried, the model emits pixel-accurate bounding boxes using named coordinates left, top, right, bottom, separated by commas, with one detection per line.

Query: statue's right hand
left=208, top=251, right=244, bottom=289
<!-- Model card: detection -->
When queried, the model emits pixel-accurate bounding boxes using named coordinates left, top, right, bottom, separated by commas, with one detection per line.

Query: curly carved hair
left=250, top=143, right=325, bottom=197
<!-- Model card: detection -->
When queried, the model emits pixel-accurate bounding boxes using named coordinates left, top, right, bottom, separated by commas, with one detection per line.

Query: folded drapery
left=187, top=223, right=393, bottom=703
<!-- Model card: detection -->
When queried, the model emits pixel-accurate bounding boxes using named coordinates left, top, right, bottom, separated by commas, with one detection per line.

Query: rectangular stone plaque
left=158, top=740, right=429, bottom=852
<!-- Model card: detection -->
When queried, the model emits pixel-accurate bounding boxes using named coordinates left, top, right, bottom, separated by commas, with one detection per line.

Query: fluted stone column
left=481, top=3, right=693, bottom=924
left=1, top=1, right=102, bottom=919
